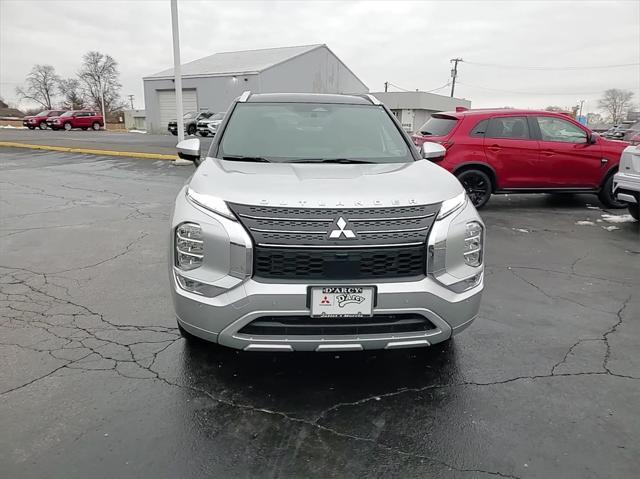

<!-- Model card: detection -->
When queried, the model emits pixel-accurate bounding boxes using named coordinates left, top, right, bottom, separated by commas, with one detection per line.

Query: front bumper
left=172, top=273, right=482, bottom=351
left=613, top=172, right=640, bottom=204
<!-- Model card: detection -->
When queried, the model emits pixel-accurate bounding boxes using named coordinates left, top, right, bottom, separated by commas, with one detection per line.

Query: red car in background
left=46, top=110, right=104, bottom=131
left=22, top=110, right=66, bottom=130
left=412, top=108, right=629, bottom=208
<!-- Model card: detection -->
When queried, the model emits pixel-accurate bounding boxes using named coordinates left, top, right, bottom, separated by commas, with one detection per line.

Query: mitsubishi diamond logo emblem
left=329, top=217, right=356, bottom=239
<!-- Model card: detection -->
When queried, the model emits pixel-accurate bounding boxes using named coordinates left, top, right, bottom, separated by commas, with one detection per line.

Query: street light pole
left=170, top=0, right=184, bottom=143
left=578, top=99, right=585, bottom=118
left=100, top=80, right=107, bottom=131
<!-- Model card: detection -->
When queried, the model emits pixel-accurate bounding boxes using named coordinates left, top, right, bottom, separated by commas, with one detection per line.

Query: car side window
left=487, top=117, right=530, bottom=140
left=536, top=117, right=587, bottom=143
left=470, top=119, right=488, bottom=137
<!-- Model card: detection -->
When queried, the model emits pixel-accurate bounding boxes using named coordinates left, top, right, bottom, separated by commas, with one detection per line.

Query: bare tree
left=598, top=89, right=634, bottom=124
left=15, top=64, right=60, bottom=109
left=58, top=78, right=85, bottom=110
left=77, top=51, right=124, bottom=114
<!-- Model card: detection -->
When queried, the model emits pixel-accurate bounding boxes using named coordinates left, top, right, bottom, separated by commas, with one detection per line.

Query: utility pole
left=450, top=58, right=463, bottom=98
left=384, top=81, right=388, bottom=92
left=578, top=99, right=585, bottom=118
left=127, top=94, right=135, bottom=109
left=170, top=0, right=185, bottom=143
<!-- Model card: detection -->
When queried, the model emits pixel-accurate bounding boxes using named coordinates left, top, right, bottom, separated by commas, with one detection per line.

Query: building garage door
left=158, top=90, right=198, bottom=127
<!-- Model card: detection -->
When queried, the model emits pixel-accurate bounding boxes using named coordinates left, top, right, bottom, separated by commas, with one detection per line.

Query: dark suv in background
left=412, top=109, right=628, bottom=208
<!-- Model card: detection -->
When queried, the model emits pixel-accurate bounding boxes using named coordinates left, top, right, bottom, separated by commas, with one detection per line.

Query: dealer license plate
left=310, top=286, right=374, bottom=318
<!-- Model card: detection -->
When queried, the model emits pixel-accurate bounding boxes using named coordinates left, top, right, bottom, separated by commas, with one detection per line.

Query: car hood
left=187, top=157, right=463, bottom=208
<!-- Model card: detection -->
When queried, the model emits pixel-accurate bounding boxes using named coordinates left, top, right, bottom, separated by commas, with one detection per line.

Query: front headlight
left=437, top=192, right=467, bottom=219
left=175, top=222, right=203, bottom=270
left=186, top=188, right=235, bottom=220
left=463, top=221, right=483, bottom=267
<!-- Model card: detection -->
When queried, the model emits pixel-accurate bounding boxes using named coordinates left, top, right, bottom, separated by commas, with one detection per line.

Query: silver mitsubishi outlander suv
left=170, top=92, right=485, bottom=352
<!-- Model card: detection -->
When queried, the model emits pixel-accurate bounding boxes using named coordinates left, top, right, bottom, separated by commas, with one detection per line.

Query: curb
left=0, top=141, right=178, bottom=161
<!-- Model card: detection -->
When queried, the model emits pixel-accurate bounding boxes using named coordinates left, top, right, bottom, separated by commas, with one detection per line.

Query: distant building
left=123, top=109, right=146, bottom=130
left=370, top=91, right=471, bottom=133
left=143, top=44, right=368, bottom=133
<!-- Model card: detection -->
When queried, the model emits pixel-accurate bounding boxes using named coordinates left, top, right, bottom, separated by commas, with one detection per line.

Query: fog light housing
left=463, top=221, right=483, bottom=267
left=175, top=272, right=225, bottom=297
left=175, top=222, right=203, bottom=270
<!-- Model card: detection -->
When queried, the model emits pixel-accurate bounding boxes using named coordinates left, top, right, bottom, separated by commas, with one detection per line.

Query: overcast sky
left=1, top=0, right=639, bottom=114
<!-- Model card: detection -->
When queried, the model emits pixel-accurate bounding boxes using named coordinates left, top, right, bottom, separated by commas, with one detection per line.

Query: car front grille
left=227, top=203, right=441, bottom=247
left=227, top=202, right=440, bottom=280
left=238, top=314, right=436, bottom=336
left=253, top=245, right=426, bottom=279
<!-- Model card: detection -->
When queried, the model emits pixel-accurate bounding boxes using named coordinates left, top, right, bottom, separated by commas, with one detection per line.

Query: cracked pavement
left=0, top=148, right=639, bottom=478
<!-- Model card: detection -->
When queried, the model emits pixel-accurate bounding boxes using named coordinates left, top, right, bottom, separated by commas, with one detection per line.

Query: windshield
left=210, top=112, right=224, bottom=121
left=60, top=111, right=74, bottom=117
left=183, top=112, right=196, bottom=120
left=219, top=102, right=412, bottom=163
left=417, top=116, right=458, bottom=136
left=36, top=110, right=50, bottom=116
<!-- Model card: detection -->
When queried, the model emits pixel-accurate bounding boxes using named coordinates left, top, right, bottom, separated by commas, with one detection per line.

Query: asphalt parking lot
left=0, top=128, right=213, bottom=156
left=1, top=148, right=639, bottom=478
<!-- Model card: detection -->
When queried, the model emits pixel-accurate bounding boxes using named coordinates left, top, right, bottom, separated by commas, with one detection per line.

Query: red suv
left=412, top=109, right=629, bottom=208
left=22, top=110, right=66, bottom=130
left=47, top=110, right=104, bottom=131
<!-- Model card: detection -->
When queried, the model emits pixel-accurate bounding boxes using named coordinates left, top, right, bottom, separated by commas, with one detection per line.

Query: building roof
left=146, top=44, right=325, bottom=79
left=370, top=91, right=471, bottom=112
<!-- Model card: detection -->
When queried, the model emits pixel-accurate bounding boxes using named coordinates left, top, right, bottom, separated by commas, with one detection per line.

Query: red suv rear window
left=417, top=115, right=458, bottom=136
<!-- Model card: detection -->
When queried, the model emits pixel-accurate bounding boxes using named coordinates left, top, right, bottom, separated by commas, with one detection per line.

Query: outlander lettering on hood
left=170, top=92, right=485, bottom=352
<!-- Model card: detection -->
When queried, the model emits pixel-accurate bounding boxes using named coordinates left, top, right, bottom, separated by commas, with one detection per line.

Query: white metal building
left=143, top=44, right=368, bottom=133
left=371, top=91, right=472, bottom=133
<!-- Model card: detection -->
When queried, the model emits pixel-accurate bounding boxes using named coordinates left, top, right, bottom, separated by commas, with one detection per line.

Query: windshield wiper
left=290, top=158, right=373, bottom=164
left=222, top=155, right=270, bottom=163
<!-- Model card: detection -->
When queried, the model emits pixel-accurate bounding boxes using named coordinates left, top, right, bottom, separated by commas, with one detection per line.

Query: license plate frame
left=309, top=286, right=376, bottom=318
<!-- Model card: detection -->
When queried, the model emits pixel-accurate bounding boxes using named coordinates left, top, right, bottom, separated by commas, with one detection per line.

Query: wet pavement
left=1, top=148, right=638, bottom=478
left=0, top=128, right=213, bottom=155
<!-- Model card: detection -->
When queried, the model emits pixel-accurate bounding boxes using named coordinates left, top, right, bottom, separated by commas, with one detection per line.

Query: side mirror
left=420, top=141, right=447, bottom=161
left=588, top=132, right=599, bottom=144
left=177, top=138, right=201, bottom=164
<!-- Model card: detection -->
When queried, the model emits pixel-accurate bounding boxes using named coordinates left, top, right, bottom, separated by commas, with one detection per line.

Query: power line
left=456, top=81, right=613, bottom=96
left=463, top=60, right=640, bottom=71
left=386, top=81, right=451, bottom=93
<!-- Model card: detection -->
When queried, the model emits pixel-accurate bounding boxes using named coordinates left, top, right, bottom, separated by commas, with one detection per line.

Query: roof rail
left=238, top=91, right=251, bottom=102
left=365, top=94, right=381, bottom=105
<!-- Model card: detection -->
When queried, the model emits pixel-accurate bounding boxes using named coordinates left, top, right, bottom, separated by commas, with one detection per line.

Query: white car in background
left=196, top=112, right=225, bottom=137
left=613, top=145, right=640, bottom=220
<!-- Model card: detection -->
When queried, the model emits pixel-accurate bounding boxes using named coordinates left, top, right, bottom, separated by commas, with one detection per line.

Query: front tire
left=92, top=122, right=101, bottom=131
left=39, top=122, right=47, bottom=130
left=200, top=131, right=209, bottom=137
left=456, top=169, right=493, bottom=208
left=629, top=203, right=640, bottom=221
left=187, top=124, right=197, bottom=136
left=170, top=130, right=178, bottom=136
left=28, top=126, right=35, bottom=130
left=599, top=175, right=626, bottom=209
left=63, top=122, right=72, bottom=131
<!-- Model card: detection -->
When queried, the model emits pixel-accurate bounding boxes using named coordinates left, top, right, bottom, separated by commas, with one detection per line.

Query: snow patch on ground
left=0, top=125, right=26, bottom=129
left=129, top=129, right=147, bottom=134
left=586, top=205, right=600, bottom=210
left=601, top=213, right=635, bottom=224
left=602, top=225, right=620, bottom=231
left=512, top=228, right=530, bottom=233
left=576, top=220, right=595, bottom=226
